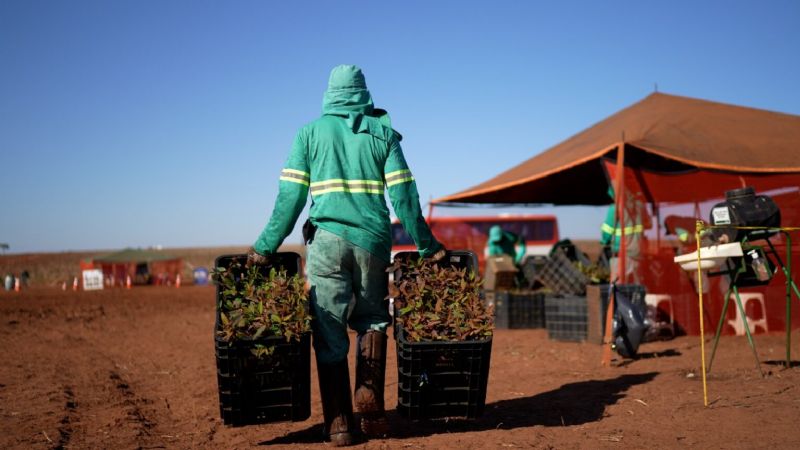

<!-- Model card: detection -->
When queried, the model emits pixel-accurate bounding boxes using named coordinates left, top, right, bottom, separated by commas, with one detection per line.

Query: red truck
left=391, top=214, right=560, bottom=274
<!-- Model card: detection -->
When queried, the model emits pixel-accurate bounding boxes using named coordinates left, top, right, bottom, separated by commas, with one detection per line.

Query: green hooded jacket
left=253, top=65, right=442, bottom=262
left=487, top=225, right=526, bottom=264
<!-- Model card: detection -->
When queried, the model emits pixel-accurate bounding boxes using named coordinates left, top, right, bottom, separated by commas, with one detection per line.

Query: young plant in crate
left=576, top=261, right=610, bottom=284
left=213, top=260, right=311, bottom=357
left=389, top=257, right=494, bottom=342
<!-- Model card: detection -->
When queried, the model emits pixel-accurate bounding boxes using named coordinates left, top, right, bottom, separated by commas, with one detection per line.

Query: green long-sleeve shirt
left=254, top=65, right=441, bottom=262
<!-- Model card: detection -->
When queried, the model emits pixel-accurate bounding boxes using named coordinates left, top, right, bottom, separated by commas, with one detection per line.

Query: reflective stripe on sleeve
left=385, top=169, right=414, bottom=187
left=279, top=168, right=310, bottom=186
left=601, top=223, right=644, bottom=236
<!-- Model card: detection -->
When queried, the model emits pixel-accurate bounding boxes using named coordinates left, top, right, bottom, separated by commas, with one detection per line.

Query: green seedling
left=212, top=261, right=311, bottom=357
left=389, top=257, right=494, bottom=342
left=576, top=261, right=610, bottom=284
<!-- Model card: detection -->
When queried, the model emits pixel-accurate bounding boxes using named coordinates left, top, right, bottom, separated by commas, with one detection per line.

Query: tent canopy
left=434, top=93, right=800, bottom=206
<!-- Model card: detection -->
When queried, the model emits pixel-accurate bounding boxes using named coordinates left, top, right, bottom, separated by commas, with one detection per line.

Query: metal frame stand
left=707, top=231, right=800, bottom=375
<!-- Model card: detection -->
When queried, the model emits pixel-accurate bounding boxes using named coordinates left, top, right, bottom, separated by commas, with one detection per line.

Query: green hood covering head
left=321, top=64, right=401, bottom=140
left=323, top=64, right=374, bottom=117
left=488, top=225, right=503, bottom=243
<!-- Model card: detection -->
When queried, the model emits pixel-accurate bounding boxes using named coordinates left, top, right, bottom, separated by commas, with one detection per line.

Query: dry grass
left=0, top=244, right=306, bottom=287
left=1, top=240, right=597, bottom=288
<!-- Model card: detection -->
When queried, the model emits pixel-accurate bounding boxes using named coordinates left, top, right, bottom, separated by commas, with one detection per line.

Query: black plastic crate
left=391, top=250, right=491, bottom=419
left=545, top=294, right=588, bottom=342
left=214, top=253, right=311, bottom=426
left=534, top=250, right=589, bottom=295
left=215, top=334, right=311, bottom=425
left=519, top=255, right=547, bottom=289
left=492, top=290, right=546, bottom=329
left=395, top=329, right=492, bottom=419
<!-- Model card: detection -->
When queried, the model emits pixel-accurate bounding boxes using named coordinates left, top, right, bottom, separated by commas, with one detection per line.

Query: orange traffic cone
left=175, top=274, right=181, bottom=288
left=126, top=275, right=132, bottom=289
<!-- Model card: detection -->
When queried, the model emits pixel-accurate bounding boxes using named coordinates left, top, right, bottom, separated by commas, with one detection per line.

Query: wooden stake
left=601, top=283, right=616, bottom=366
left=602, top=142, right=626, bottom=366
left=696, top=220, right=709, bottom=406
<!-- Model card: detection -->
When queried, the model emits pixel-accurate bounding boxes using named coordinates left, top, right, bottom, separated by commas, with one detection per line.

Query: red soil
left=1, top=286, right=799, bottom=449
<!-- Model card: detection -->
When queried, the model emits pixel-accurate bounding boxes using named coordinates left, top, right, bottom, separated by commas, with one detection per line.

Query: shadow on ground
left=614, top=349, right=682, bottom=367
left=258, top=372, right=658, bottom=445
left=764, top=359, right=800, bottom=368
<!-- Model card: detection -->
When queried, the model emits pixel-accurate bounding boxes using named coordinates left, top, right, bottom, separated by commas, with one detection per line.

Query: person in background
left=248, top=65, right=444, bottom=446
left=487, top=225, right=526, bottom=265
left=600, top=186, right=650, bottom=283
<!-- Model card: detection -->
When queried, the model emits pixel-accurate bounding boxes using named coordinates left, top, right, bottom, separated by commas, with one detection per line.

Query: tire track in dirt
left=108, top=370, right=162, bottom=447
left=54, top=386, right=77, bottom=450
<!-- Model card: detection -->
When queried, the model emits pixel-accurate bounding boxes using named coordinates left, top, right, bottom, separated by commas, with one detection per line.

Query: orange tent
left=437, top=92, right=800, bottom=205
left=434, top=93, right=800, bottom=335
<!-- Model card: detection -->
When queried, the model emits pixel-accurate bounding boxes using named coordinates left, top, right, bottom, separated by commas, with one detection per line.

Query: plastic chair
left=727, top=292, right=768, bottom=336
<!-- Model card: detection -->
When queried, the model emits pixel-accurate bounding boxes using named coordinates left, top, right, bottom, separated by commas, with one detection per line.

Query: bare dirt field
left=1, top=284, right=799, bottom=450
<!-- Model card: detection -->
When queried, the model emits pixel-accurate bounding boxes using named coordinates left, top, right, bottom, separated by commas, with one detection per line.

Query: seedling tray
left=391, top=250, right=491, bottom=419
left=214, top=252, right=311, bottom=426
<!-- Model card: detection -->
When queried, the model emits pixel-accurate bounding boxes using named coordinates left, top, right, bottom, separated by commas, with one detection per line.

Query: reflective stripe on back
left=310, top=178, right=384, bottom=196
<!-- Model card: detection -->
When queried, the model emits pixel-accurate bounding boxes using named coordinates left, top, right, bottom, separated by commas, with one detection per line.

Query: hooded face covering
left=488, top=225, right=504, bottom=243
left=322, top=64, right=374, bottom=117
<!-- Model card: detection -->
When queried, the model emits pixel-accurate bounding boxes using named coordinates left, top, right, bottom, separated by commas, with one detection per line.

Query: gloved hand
left=426, top=247, right=447, bottom=263
left=246, top=247, right=270, bottom=267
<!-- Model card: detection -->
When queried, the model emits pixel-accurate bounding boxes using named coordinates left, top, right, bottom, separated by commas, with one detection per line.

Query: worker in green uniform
left=600, top=186, right=648, bottom=283
left=248, top=65, right=444, bottom=446
left=487, top=225, right=526, bottom=265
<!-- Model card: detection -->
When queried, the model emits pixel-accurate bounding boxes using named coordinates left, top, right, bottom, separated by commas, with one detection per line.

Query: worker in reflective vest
left=600, top=186, right=648, bottom=283
left=487, top=225, right=526, bottom=265
left=248, top=65, right=444, bottom=446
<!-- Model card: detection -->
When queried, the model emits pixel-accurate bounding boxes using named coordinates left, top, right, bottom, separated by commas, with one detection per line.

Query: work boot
left=354, top=331, right=389, bottom=437
left=317, top=359, right=356, bottom=446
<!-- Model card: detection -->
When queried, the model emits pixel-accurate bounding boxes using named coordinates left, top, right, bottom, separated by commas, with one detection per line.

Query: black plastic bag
left=612, top=285, right=647, bottom=358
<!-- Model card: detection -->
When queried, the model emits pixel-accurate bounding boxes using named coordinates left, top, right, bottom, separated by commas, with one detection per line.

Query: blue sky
left=1, top=0, right=799, bottom=253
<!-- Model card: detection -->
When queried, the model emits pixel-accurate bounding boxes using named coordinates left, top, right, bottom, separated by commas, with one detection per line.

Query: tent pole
left=602, top=142, right=626, bottom=367
left=616, top=143, right=627, bottom=283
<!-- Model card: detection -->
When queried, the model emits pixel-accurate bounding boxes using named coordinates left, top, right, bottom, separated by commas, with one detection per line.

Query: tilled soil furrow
left=108, top=371, right=160, bottom=443
left=54, top=386, right=77, bottom=450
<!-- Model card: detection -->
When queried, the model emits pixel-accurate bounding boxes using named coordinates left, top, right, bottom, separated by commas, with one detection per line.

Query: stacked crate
left=544, top=294, right=588, bottom=341
left=490, top=290, right=546, bottom=329
left=214, top=253, right=311, bottom=426
left=392, top=250, right=492, bottom=420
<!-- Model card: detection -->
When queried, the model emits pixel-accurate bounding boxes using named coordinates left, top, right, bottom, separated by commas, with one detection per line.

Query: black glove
left=600, top=245, right=613, bottom=265
left=246, top=247, right=270, bottom=267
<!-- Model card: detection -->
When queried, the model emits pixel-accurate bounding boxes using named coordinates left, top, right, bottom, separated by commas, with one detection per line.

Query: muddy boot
left=354, top=331, right=389, bottom=437
left=317, top=359, right=356, bottom=446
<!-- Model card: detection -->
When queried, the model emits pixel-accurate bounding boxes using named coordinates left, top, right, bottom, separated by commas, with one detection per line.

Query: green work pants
left=307, top=228, right=390, bottom=365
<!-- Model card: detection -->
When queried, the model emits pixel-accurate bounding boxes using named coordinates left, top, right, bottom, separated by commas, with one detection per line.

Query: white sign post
left=82, top=269, right=104, bottom=291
